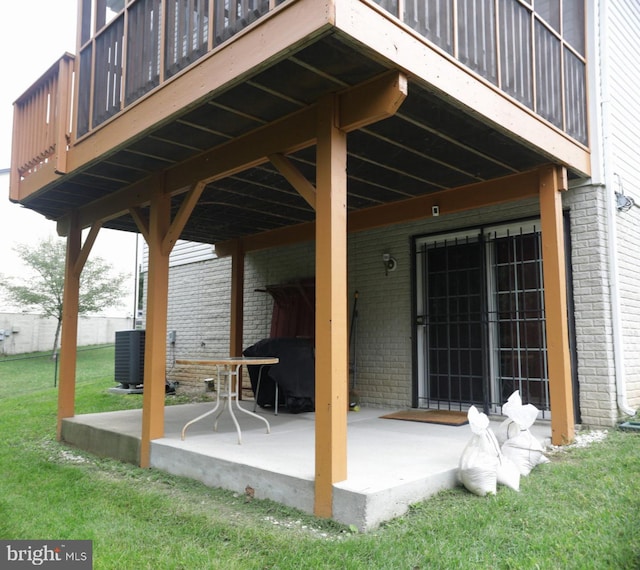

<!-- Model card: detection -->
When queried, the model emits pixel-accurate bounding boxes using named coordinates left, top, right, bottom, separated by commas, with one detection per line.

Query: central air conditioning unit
left=114, top=330, right=145, bottom=388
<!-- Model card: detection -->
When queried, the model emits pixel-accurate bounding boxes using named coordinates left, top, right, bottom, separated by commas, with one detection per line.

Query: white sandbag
left=459, top=444, right=498, bottom=496
left=496, top=453, right=521, bottom=491
left=482, top=417, right=520, bottom=491
left=495, top=418, right=521, bottom=446
left=458, top=406, right=520, bottom=495
left=502, top=429, right=550, bottom=476
left=502, top=390, right=538, bottom=430
left=498, top=390, right=549, bottom=475
left=468, top=405, right=490, bottom=435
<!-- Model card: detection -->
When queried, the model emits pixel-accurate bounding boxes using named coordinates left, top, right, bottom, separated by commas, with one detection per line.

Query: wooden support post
left=140, top=189, right=171, bottom=468
left=314, top=94, right=348, bottom=518
left=539, top=165, right=575, bottom=445
left=56, top=215, right=82, bottom=439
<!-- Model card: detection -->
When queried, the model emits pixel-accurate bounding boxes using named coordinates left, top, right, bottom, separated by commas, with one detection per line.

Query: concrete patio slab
left=61, top=403, right=551, bottom=531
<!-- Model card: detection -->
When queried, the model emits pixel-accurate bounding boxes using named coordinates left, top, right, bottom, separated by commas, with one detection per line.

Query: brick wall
left=150, top=186, right=633, bottom=426
left=564, top=185, right=618, bottom=426
left=159, top=198, right=540, bottom=406
left=164, top=257, right=232, bottom=389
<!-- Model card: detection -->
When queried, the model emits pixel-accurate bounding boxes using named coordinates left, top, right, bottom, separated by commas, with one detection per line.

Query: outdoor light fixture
left=615, top=191, right=637, bottom=212
left=614, top=173, right=639, bottom=212
left=382, top=253, right=397, bottom=275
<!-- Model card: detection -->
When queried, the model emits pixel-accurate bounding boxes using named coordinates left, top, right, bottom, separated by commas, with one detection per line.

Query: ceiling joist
left=58, top=71, right=408, bottom=235
left=214, top=167, right=546, bottom=256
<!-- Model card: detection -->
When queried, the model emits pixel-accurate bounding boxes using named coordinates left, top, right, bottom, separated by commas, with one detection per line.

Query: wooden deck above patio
left=10, top=0, right=590, bottom=247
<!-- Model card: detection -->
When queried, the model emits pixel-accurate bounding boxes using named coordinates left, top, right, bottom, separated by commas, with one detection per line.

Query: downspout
left=597, top=0, right=636, bottom=417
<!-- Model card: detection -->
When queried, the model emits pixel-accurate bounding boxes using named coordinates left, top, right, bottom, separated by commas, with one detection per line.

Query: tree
left=0, top=237, right=129, bottom=355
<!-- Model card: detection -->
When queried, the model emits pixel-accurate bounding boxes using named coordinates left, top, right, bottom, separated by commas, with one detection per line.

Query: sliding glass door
left=414, top=221, right=550, bottom=413
left=490, top=230, right=548, bottom=408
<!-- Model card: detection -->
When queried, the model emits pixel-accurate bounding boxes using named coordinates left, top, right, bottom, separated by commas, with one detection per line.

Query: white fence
left=0, top=312, right=133, bottom=355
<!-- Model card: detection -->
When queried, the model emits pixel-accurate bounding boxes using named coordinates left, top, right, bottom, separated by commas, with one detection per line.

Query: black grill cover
left=243, top=338, right=315, bottom=413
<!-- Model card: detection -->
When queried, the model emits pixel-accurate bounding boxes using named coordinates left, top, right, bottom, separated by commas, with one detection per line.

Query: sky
left=0, top=2, right=139, bottom=318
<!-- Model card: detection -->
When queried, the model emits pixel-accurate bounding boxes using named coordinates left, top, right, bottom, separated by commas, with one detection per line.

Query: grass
left=0, top=345, right=639, bottom=569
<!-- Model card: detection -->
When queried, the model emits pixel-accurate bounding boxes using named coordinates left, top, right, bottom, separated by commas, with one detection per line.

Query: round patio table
left=177, top=356, right=278, bottom=444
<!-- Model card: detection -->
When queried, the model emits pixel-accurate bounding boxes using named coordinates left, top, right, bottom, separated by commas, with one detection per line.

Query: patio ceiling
left=24, top=31, right=576, bottom=245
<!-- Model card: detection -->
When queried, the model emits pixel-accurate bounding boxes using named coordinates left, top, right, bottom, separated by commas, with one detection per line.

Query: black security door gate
left=491, top=231, right=549, bottom=408
left=417, top=239, right=486, bottom=407
left=414, top=222, right=551, bottom=414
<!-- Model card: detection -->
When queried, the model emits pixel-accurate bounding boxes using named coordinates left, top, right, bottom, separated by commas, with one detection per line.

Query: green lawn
left=0, top=346, right=638, bottom=569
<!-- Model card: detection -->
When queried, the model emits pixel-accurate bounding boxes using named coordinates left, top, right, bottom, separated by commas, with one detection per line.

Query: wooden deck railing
left=10, top=1, right=284, bottom=194
left=76, top=0, right=284, bottom=137
left=10, top=53, right=74, bottom=201
left=70, top=0, right=592, bottom=145
left=11, top=0, right=587, bottom=198
left=373, top=0, right=587, bottom=146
